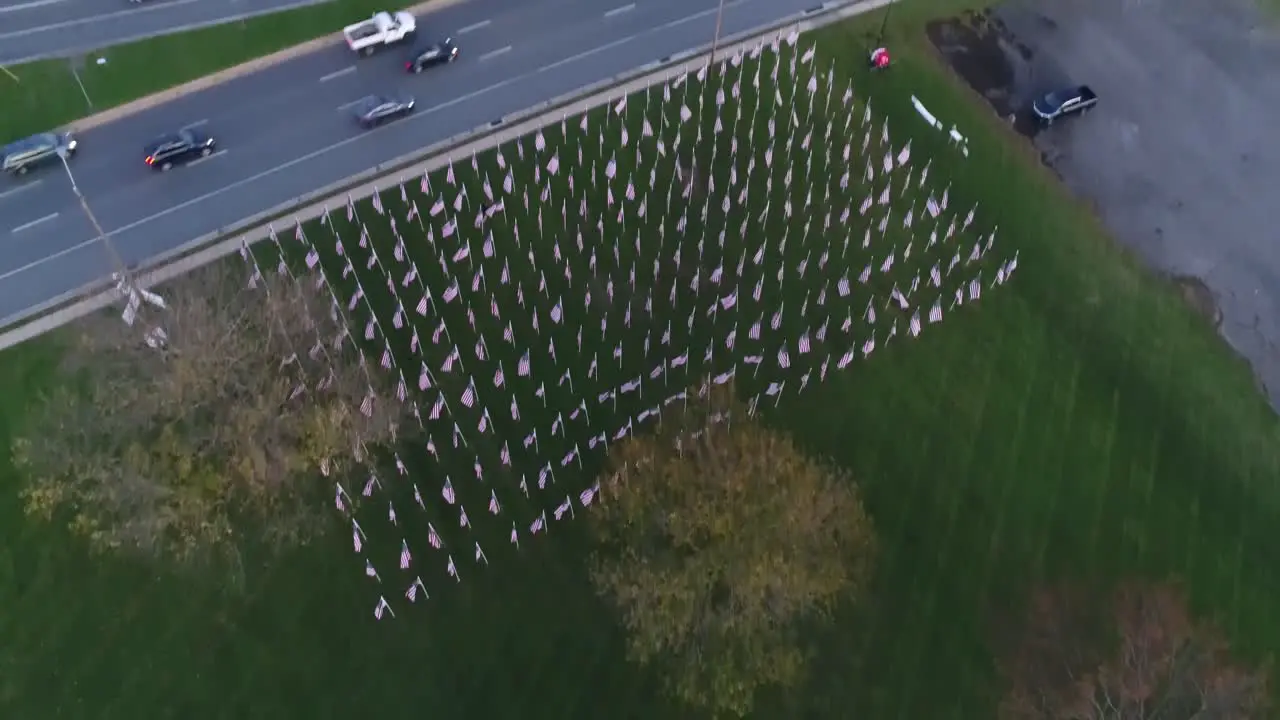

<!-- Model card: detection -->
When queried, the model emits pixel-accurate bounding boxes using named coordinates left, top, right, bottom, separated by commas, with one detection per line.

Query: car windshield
left=4, top=133, right=56, bottom=156
left=357, top=96, right=384, bottom=114
left=1042, top=91, right=1070, bottom=108
left=179, top=129, right=196, bottom=145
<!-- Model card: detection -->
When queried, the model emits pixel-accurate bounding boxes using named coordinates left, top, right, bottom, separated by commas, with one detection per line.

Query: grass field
left=2, top=6, right=1280, bottom=720
left=0, top=0, right=432, bottom=145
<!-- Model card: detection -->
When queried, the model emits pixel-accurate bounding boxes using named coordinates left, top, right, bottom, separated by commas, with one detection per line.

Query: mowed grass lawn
left=0, top=0, right=434, bottom=145
left=2, top=7, right=1280, bottom=720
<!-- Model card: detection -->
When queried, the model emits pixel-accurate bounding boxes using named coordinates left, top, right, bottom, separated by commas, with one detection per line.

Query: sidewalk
left=71, top=0, right=465, bottom=133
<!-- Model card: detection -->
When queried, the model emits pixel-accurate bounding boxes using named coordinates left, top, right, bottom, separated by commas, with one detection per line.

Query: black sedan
left=144, top=128, right=217, bottom=171
left=406, top=38, right=459, bottom=73
left=352, top=94, right=416, bottom=128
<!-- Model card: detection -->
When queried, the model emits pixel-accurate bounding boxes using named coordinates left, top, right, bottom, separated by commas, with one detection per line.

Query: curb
left=69, top=0, right=459, bottom=133
left=0, top=0, right=889, bottom=351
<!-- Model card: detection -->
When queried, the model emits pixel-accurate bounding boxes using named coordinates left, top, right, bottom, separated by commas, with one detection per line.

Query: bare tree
left=13, top=260, right=403, bottom=576
left=998, top=580, right=1270, bottom=720
left=588, top=382, right=876, bottom=718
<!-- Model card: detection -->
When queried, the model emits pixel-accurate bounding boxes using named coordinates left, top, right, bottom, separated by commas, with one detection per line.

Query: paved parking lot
left=933, top=0, right=1280, bottom=409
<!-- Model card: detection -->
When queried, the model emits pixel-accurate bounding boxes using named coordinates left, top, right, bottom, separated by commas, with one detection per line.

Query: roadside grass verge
left=0, top=0, right=425, bottom=144
left=0, top=6, right=1278, bottom=720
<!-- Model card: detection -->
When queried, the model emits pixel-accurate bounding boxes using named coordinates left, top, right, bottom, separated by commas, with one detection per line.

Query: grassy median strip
left=1, top=4, right=1279, bottom=719
left=0, top=0, right=427, bottom=144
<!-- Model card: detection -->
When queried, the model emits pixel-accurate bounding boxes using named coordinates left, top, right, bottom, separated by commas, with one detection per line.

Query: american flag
left=406, top=577, right=426, bottom=602
left=427, top=523, right=442, bottom=549
left=488, top=490, right=501, bottom=514
left=365, top=560, right=379, bottom=581
left=374, top=596, right=393, bottom=620
left=441, top=479, right=456, bottom=504
left=447, top=555, right=460, bottom=582
left=399, top=540, right=412, bottom=569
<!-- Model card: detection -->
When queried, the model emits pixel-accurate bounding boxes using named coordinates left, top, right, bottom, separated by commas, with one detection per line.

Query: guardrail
left=0, top=0, right=890, bottom=351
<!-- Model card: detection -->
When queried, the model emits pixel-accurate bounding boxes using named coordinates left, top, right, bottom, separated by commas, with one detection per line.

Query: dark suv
left=144, top=128, right=217, bottom=171
left=1, top=132, right=77, bottom=176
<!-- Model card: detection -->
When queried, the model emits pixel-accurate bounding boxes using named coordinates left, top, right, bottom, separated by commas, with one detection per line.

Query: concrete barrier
left=0, top=0, right=890, bottom=350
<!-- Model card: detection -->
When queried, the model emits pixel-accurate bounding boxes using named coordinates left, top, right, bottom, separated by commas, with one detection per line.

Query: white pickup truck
left=343, top=11, right=416, bottom=55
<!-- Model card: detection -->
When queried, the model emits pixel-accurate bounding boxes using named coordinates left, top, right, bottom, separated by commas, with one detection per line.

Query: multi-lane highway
left=0, top=0, right=853, bottom=327
left=0, top=0, right=332, bottom=63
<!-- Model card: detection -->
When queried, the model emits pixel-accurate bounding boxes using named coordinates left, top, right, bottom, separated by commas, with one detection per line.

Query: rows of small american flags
left=238, top=29, right=1018, bottom=619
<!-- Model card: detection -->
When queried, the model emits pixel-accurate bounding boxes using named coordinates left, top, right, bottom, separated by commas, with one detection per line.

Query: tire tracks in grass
left=892, top=317, right=999, bottom=720
left=839, top=349, right=949, bottom=718
left=1083, top=389, right=1120, bottom=576
left=972, top=317, right=1044, bottom=609
left=1028, top=352, right=1080, bottom=579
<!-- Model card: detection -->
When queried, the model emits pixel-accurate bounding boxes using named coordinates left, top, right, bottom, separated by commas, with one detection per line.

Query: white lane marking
left=456, top=18, right=490, bottom=34
left=97, top=79, right=515, bottom=242
left=661, top=0, right=748, bottom=29
left=604, top=3, right=634, bottom=17
left=478, top=45, right=512, bottom=62
left=537, top=35, right=635, bottom=73
left=0, top=0, right=199, bottom=39
left=0, top=180, right=42, bottom=200
left=320, top=66, right=356, bottom=83
left=186, top=149, right=228, bottom=168
left=0, top=229, right=92, bottom=281
left=12, top=213, right=58, bottom=234
left=0, top=0, right=66, bottom=13
left=336, top=97, right=367, bottom=111
left=3, top=0, right=760, bottom=279
left=182, top=118, right=209, bottom=129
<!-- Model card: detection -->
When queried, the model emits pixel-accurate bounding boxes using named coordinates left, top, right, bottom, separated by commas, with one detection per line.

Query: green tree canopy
left=588, top=383, right=876, bottom=717
left=14, top=261, right=403, bottom=577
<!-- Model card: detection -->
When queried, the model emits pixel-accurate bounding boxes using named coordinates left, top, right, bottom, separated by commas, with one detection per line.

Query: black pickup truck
left=1032, top=85, right=1098, bottom=123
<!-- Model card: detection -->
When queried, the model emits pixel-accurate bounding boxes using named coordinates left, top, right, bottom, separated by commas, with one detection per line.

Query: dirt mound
left=1172, top=275, right=1223, bottom=328
left=925, top=10, right=1041, bottom=138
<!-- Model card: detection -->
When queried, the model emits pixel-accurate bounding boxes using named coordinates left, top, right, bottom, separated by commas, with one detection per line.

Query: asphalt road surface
left=0, top=0, right=843, bottom=327
left=0, top=0, right=334, bottom=64
left=991, top=0, right=1280, bottom=410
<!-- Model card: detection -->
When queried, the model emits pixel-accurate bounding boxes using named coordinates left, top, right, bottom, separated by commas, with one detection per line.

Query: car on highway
left=1032, top=85, right=1098, bottom=124
left=407, top=38, right=460, bottom=73
left=352, top=94, right=416, bottom=128
left=144, top=128, right=217, bottom=171
left=343, top=11, right=416, bottom=56
left=1, top=131, right=77, bottom=176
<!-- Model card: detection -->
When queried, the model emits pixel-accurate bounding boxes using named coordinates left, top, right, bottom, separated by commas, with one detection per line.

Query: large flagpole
left=707, top=0, right=727, bottom=67
left=875, top=0, right=896, bottom=48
